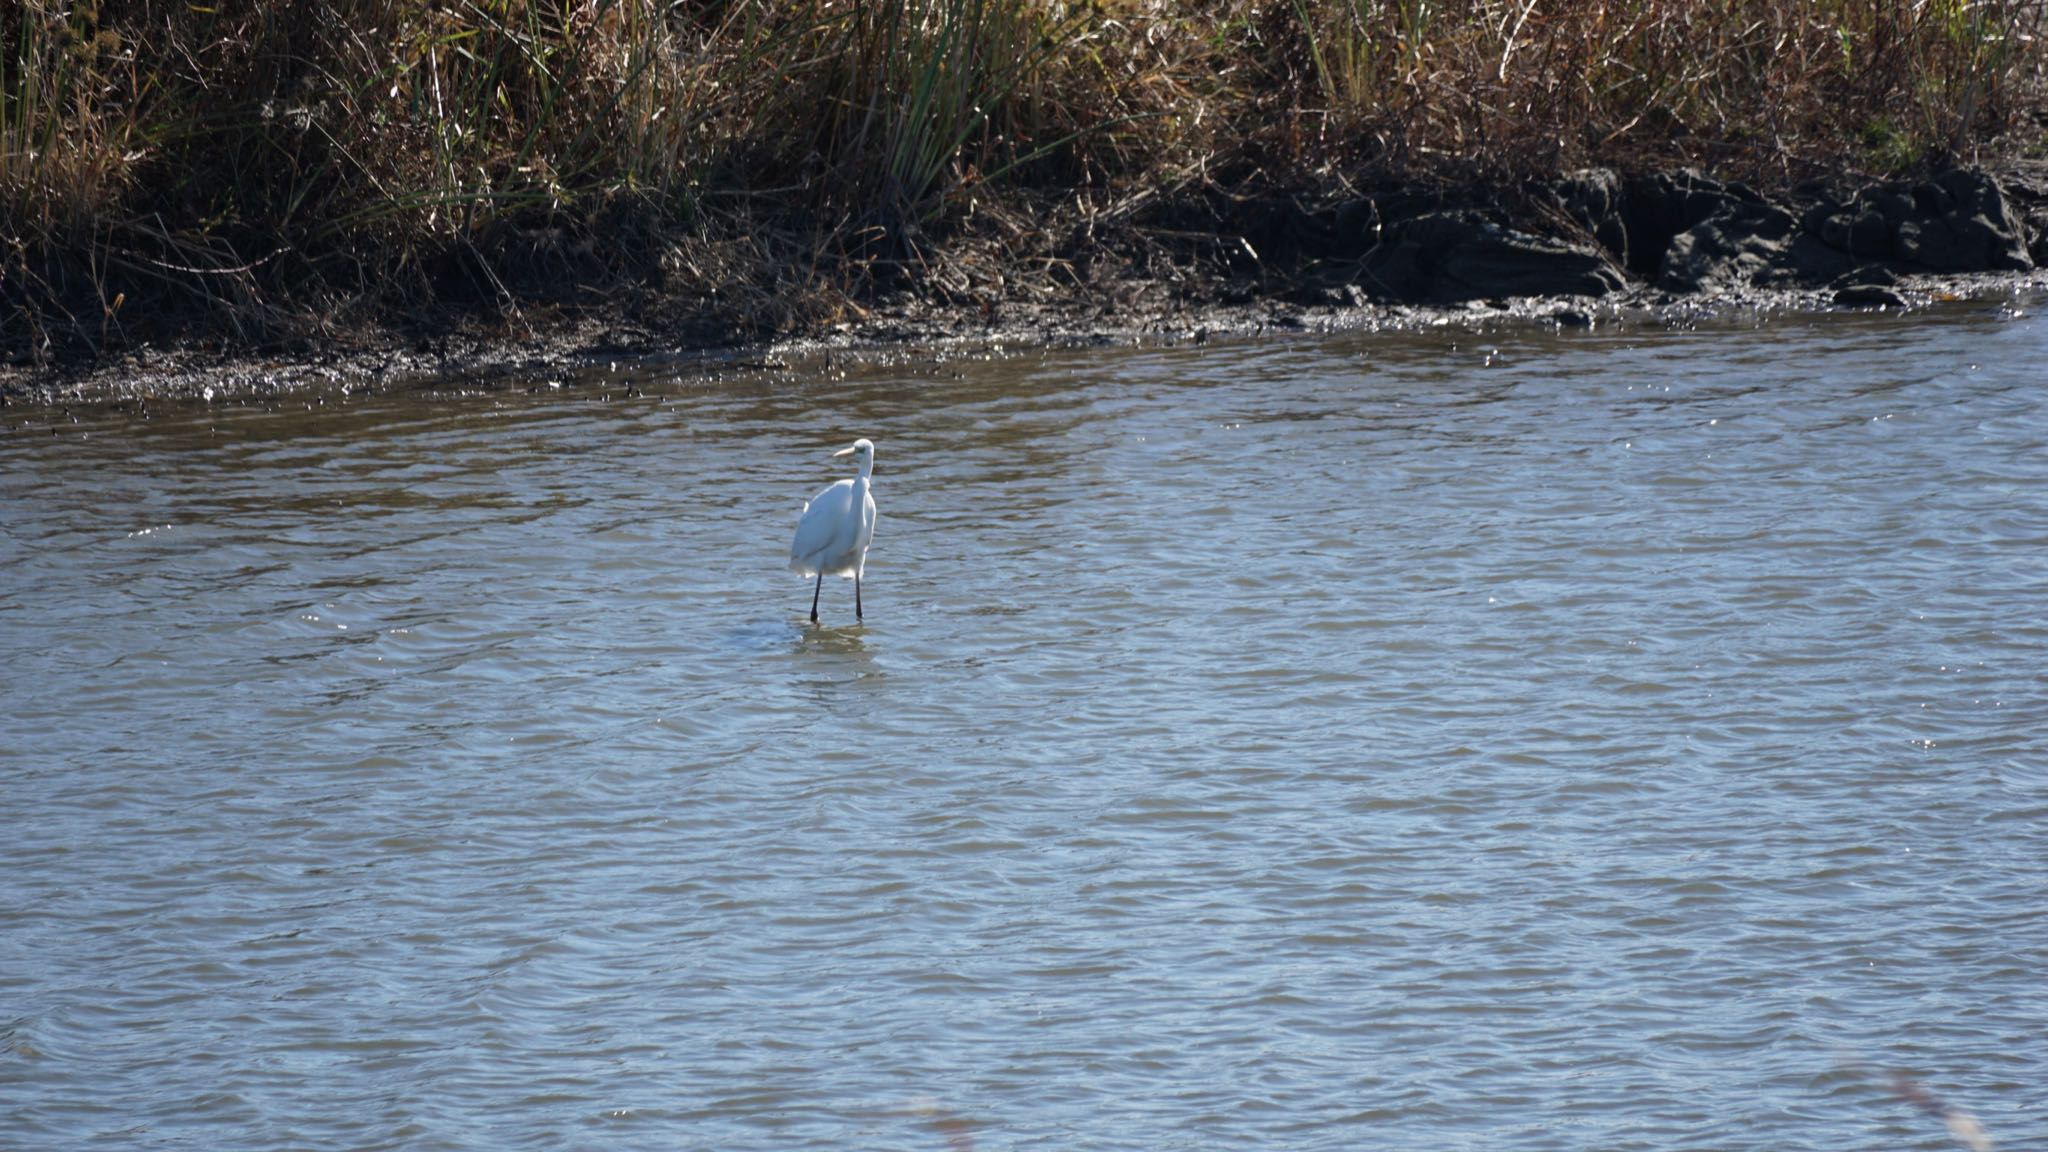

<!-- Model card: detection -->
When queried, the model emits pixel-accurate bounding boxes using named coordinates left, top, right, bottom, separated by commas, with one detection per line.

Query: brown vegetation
left=4, top=1, right=2045, bottom=363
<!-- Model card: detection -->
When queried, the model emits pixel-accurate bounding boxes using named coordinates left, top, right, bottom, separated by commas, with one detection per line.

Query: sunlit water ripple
left=3, top=306, right=2045, bottom=1150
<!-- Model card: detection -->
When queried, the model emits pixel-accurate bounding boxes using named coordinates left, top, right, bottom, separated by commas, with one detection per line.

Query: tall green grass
left=4, top=0, right=2044, bottom=361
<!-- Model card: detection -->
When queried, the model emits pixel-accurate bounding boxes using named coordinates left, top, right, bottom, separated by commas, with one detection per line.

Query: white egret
left=788, top=438, right=878, bottom=623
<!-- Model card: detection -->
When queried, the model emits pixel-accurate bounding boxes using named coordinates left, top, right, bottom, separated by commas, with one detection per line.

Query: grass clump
left=4, top=0, right=2045, bottom=363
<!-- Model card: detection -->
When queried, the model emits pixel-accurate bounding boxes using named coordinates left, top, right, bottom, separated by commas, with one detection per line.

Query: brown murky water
left=4, top=306, right=2045, bottom=1150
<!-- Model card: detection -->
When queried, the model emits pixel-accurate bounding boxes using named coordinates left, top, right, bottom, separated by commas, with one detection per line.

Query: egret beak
left=832, top=445, right=856, bottom=457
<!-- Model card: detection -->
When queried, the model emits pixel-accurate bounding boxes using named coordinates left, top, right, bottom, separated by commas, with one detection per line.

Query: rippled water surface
left=4, top=308, right=2046, bottom=1150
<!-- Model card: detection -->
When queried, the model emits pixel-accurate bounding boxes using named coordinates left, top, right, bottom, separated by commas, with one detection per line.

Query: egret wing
left=789, top=478, right=858, bottom=575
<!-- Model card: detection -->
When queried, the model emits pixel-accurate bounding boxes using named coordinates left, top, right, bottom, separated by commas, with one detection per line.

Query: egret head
left=832, top=438, right=875, bottom=466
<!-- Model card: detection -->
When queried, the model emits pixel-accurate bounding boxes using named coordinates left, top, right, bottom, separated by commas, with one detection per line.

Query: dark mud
left=7, top=164, right=2048, bottom=410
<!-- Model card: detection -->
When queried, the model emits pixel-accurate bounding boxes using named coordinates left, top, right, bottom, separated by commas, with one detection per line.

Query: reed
left=1279, top=0, right=2048, bottom=176
left=4, top=0, right=2044, bottom=361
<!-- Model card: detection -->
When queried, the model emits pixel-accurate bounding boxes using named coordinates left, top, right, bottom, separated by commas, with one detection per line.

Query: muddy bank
left=9, top=163, right=2048, bottom=409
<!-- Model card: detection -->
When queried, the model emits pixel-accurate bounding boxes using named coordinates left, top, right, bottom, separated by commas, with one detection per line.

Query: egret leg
left=855, top=573, right=863, bottom=621
left=809, top=572, right=823, bottom=624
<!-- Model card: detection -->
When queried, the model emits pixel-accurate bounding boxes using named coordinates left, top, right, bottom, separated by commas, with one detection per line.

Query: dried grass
left=4, top=0, right=2045, bottom=360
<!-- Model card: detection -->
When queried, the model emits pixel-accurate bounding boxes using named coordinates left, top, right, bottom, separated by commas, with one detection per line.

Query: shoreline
left=7, top=163, right=2048, bottom=410
left=9, top=273, right=2042, bottom=415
